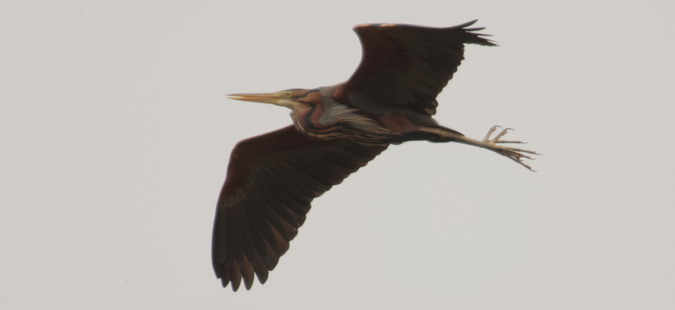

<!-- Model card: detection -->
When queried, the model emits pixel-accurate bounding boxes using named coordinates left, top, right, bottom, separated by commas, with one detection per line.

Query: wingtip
left=257, top=269, right=270, bottom=284
left=356, top=20, right=487, bottom=32
left=231, top=276, right=242, bottom=291
left=219, top=277, right=233, bottom=291
left=456, top=19, right=479, bottom=28
left=462, top=21, right=498, bottom=46
left=480, top=36, right=499, bottom=47
left=243, top=279, right=254, bottom=290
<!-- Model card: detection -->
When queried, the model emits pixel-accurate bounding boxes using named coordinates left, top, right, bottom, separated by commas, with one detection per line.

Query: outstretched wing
left=213, top=126, right=387, bottom=291
left=340, top=20, right=496, bottom=116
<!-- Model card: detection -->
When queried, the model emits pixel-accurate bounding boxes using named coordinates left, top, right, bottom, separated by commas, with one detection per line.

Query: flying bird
left=213, top=20, right=537, bottom=291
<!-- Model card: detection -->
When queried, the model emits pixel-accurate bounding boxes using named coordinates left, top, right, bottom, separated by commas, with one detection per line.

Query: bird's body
left=287, top=86, right=401, bottom=143
left=214, top=20, right=537, bottom=291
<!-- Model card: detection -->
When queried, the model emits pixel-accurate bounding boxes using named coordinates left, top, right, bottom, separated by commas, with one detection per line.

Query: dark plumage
left=214, top=20, right=536, bottom=291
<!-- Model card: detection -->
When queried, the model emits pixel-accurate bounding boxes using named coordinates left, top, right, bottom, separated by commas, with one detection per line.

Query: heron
left=214, top=20, right=537, bottom=291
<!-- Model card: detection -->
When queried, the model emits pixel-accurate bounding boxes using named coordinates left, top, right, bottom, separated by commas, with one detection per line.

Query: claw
left=494, top=128, right=509, bottom=143
left=494, top=127, right=513, bottom=141
left=480, top=126, right=538, bottom=171
left=483, top=125, right=503, bottom=141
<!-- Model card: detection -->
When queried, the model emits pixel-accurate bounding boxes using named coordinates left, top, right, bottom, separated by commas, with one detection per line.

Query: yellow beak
left=227, top=92, right=301, bottom=109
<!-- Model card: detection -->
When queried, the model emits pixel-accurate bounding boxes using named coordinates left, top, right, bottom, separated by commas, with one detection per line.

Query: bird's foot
left=416, top=125, right=539, bottom=171
left=481, top=126, right=538, bottom=171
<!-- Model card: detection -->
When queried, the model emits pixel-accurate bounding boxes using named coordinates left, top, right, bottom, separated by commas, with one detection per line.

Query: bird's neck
left=292, top=100, right=397, bottom=143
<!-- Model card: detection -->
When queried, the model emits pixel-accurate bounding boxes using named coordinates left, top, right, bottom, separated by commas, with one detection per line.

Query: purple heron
left=214, top=20, right=536, bottom=291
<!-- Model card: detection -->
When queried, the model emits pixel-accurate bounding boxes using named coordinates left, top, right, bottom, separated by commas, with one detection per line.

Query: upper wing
left=340, top=20, right=495, bottom=116
left=212, top=126, right=387, bottom=291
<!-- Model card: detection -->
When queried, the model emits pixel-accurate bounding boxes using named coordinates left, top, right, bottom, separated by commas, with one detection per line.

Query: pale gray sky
left=2, top=0, right=674, bottom=309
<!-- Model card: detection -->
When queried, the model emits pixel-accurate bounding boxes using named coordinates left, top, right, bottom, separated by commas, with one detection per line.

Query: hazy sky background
left=2, top=0, right=674, bottom=309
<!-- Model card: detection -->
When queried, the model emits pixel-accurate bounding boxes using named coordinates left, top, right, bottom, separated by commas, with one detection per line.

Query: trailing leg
left=418, top=125, right=538, bottom=171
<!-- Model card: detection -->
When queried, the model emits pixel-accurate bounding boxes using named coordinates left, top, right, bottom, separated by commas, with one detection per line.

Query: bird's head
left=227, top=89, right=317, bottom=111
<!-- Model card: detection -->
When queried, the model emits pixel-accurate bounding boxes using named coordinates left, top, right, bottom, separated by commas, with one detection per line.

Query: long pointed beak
left=227, top=92, right=279, bottom=104
left=227, top=92, right=300, bottom=109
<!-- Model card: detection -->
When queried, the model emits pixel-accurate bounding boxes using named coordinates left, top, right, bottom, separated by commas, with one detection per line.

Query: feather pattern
left=341, top=20, right=496, bottom=116
left=213, top=126, right=387, bottom=290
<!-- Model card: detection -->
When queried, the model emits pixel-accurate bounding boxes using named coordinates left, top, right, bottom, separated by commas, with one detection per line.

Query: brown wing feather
left=341, top=20, right=496, bottom=116
left=212, top=126, right=387, bottom=291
